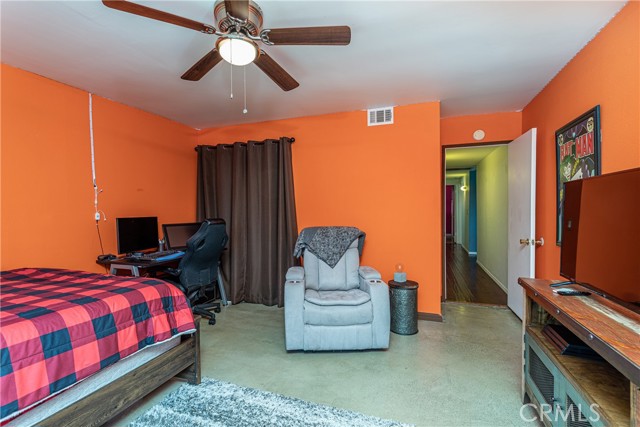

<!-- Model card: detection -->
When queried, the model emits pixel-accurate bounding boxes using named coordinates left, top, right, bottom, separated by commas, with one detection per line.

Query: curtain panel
left=196, top=137, right=298, bottom=307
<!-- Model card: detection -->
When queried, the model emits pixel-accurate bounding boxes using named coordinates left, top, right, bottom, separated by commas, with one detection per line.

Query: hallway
left=446, top=242, right=507, bottom=305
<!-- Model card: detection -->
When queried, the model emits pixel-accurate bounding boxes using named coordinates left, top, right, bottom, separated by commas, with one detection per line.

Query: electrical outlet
left=94, top=212, right=101, bottom=221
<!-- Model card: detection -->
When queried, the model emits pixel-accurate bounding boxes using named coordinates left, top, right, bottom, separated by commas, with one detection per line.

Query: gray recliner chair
left=284, top=239, right=390, bottom=351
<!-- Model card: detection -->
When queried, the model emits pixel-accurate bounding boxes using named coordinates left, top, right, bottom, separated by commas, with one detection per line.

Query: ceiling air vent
left=367, top=107, right=394, bottom=126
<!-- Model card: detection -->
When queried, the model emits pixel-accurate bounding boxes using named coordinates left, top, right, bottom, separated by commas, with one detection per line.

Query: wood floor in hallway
left=446, top=242, right=507, bottom=305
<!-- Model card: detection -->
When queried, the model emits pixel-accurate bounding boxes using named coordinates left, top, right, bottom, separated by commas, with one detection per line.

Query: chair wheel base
left=193, top=306, right=217, bottom=326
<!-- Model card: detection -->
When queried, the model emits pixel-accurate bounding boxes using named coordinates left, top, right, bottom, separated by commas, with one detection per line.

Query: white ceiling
left=1, top=1, right=626, bottom=129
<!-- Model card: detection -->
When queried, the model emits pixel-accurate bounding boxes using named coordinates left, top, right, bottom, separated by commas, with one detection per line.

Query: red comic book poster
left=556, top=106, right=601, bottom=245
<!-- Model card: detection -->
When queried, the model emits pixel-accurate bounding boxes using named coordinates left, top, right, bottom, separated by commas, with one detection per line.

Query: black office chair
left=165, top=219, right=228, bottom=325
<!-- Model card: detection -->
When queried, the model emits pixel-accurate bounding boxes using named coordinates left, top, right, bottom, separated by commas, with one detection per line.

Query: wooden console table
left=519, top=277, right=639, bottom=426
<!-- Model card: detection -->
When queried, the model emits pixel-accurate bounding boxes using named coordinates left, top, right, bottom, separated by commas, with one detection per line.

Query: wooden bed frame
left=18, top=317, right=201, bottom=427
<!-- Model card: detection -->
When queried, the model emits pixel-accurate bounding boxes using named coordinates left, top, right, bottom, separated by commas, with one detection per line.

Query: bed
left=0, top=268, right=201, bottom=426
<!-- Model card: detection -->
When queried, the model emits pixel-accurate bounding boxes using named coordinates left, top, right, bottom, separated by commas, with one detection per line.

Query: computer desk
left=96, top=256, right=229, bottom=306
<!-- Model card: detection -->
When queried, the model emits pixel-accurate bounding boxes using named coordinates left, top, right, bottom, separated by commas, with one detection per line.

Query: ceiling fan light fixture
left=216, top=34, right=258, bottom=66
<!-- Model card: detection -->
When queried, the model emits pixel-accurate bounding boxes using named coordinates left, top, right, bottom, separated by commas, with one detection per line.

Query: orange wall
left=522, top=2, right=640, bottom=280
left=4, top=2, right=635, bottom=314
left=1, top=64, right=198, bottom=273
left=198, top=103, right=443, bottom=315
left=441, top=112, right=522, bottom=146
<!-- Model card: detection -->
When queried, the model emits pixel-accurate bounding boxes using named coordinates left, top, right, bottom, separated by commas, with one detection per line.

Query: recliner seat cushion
left=304, top=289, right=371, bottom=306
left=304, top=289, right=373, bottom=326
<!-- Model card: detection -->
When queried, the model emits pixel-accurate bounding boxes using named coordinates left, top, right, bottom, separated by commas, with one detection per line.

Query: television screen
left=560, top=168, right=640, bottom=312
left=116, top=217, right=159, bottom=254
left=162, top=222, right=202, bottom=250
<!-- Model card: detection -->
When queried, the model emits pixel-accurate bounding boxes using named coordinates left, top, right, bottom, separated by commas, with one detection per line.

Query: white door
left=507, top=129, right=537, bottom=319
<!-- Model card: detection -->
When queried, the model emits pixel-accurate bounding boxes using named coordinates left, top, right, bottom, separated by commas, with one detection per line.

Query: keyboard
left=143, top=250, right=180, bottom=259
left=124, top=250, right=184, bottom=262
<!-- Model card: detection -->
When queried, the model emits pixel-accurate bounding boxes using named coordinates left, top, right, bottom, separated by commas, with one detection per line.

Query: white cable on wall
left=89, top=93, right=107, bottom=256
left=89, top=93, right=106, bottom=222
left=89, top=93, right=97, bottom=188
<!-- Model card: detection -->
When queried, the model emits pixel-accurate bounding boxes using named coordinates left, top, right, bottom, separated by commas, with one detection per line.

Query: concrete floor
left=109, top=303, right=535, bottom=427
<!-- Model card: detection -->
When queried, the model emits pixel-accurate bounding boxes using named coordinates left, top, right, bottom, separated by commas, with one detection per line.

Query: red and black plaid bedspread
left=0, top=268, right=195, bottom=420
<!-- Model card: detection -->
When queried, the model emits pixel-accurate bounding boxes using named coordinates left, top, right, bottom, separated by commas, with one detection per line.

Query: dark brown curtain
left=196, top=137, right=298, bottom=307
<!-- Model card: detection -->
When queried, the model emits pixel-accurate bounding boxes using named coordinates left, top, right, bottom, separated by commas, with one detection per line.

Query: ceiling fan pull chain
left=243, top=66, right=248, bottom=114
left=229, top=65, right=233, bottom=99
left=229, top=42, right=234, bottom=99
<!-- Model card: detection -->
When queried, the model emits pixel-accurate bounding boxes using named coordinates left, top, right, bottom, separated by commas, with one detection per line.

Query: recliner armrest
left=286, top=266, right=305, bottom=281
left=358, top=275, right=390, bottom=349
left=284, top=269, right=305, bottom=351
left=359, top=266, right=381, bottom=280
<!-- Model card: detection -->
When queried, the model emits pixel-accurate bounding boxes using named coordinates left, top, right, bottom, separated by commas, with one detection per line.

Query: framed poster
left=556, top=105, right=601, bottom=245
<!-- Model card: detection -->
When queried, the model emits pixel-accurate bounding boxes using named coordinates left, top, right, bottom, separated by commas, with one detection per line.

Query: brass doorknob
left=520, top=237, right=544, bottom=246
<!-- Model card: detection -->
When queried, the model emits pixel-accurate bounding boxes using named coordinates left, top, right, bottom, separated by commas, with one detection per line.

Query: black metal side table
left=388, top=280, right=419, bottom=335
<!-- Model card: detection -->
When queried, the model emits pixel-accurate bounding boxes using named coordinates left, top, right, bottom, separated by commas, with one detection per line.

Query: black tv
left=162, top=222, right=202, bottom=250
left=560, top=167, right=640, bottom=313
left=116, top=217, right=159, bottom=255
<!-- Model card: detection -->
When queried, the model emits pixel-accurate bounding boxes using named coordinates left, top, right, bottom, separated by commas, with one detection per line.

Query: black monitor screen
left=560, top=168, right=640, bottom=311
left=163, top=222, right=202, bottom=250
left=116, top=217, right=159, bottom=254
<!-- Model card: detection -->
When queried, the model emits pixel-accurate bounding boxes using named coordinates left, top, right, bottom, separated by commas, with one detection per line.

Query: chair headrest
left=293, top=226, right=365, bottom=268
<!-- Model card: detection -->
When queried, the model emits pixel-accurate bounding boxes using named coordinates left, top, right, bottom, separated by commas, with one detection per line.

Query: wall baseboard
left=460, top=244, right=477, bottom=256
left=476, top=260, right=507, bottom=293
left=418, top=312, right=443, bottom=322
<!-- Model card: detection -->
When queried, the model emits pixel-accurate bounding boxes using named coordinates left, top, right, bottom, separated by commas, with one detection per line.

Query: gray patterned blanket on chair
left=293, top=226, right=366, bottom=268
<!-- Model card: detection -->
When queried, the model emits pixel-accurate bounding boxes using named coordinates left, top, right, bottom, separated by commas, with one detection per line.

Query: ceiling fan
left=102, top=0, right=351, bottom=91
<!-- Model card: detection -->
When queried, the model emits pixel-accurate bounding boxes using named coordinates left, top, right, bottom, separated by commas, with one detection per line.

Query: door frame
left=445, top=184, right=456, bottom=240
left=440, top=141, right=511, bottom=317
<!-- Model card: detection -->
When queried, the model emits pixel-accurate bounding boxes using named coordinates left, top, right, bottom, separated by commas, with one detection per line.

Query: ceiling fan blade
left=102, top=0, right=215, bottom=34
left=225, top=0, right=249, bottom=22
left=264, top=26, right=351, bottom=45
left=181, top=49, right=223, bottom=81
left=254, top=51, right=299, bottom=91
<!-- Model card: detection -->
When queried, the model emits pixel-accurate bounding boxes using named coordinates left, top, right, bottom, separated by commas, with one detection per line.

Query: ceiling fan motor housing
left=213, top=0, right=263, bottom=36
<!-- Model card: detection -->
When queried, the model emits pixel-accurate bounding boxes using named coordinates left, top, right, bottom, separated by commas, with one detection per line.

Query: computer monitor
left=163, top=222, right=202, bottom=251
left=116, top=217, right=159, bottom=255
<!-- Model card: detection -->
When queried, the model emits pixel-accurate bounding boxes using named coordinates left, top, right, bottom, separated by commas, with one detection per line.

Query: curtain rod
left=194, top=137, right=295, bottom=151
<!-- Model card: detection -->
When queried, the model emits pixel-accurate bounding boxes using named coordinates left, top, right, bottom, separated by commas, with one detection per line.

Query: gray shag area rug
left=130, top=378, right=412, bottom=427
